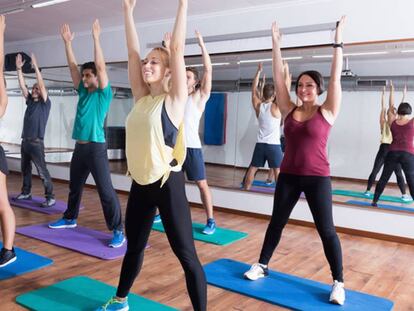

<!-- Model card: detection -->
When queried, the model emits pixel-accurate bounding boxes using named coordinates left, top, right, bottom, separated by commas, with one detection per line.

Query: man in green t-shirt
left=49, top=20, right=124, bottom=248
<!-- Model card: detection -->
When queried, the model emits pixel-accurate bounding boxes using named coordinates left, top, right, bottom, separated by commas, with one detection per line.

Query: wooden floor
left=2, top=173, right=414, bottom=310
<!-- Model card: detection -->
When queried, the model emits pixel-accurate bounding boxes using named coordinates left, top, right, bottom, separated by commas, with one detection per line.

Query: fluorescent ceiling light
left=188, top=62, right=231, bottom=67
left=343, top=51, right=388, bottom=56
left=238, top=56, right=303, bottom=64
left=32, top=0, right=70, bottom=8
left=312, top=55, right=333, bottom=59
left=401, top=49, right=414, bottom=53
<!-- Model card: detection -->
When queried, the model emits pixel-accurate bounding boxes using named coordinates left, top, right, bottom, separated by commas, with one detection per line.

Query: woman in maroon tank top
left=372, top=90, right=414, bottom=206
left=244, top=17, right=346, bottom=306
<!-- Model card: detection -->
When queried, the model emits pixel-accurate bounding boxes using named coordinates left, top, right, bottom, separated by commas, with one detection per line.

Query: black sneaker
left=41, top=198, right=56, bottom=208
left=0, top=247, right=17, bottom=268
left=15, top=193, right=32, bottom=200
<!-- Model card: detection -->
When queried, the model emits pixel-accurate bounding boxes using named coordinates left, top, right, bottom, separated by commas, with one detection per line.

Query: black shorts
left=0, top=145, right=9, bottom=175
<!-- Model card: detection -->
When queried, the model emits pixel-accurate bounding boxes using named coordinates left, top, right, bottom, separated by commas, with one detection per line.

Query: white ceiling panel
left=1, top=0, right=300, bottom=42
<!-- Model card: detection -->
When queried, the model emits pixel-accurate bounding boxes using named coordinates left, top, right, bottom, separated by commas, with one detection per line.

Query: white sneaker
left=329, top=280, right=345, bottom=305
left=244, top=263, right=269, bottom=281
left=401, top=194, right=411, bottom=202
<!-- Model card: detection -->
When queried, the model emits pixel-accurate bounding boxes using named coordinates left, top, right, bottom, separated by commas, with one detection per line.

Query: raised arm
left=15, top=54, right=29, bottom=99
left=123, top=0, right=149, bottom=101
left=195, top=30, right=212, bottom=110
left=401, top=84, right=407, bottom=103
left=258, top=74, right=265, bottom=100
left=0, top=15, right=7, bottom=118
left=60, top=24, right=81, bottom=88
left=321, top=16, right=346, bottom=122
left=379, top=86, right=386, bottom=129
left=251, top=63, right=262, bottom=114
left=31, top=53, right=48, bottom=101
left=387, top=81, right=397, bottom=125
left=272, top=22, right=295, bottom=118
left=92, top=20, right=109, bottom=89
left=167, top=0, right=188, bottom=121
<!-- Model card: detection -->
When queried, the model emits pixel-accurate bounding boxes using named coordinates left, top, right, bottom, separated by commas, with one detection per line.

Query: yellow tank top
left=125, top=94, right=186, bottom=186
left=380, top=122, right=392, bottom=144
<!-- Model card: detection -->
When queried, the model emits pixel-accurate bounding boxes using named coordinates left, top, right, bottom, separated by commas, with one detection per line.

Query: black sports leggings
left=374, top=151, right=414, bottom=203
left=258, top=173, right=343, bottom=282
left=367, top=143, right=406, bottom=193
left=116, top=171, right=207, bottom=311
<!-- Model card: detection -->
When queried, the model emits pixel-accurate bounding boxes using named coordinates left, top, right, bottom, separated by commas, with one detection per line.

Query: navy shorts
left=250, top=143, right=283, bottom=168
left=0, top=145, right=9, bottom=175
left=182, top=148, right=206, bottom=181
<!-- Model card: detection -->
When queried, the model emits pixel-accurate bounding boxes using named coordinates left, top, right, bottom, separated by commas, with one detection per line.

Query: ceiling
left=1, top=0, right=296, bottom=42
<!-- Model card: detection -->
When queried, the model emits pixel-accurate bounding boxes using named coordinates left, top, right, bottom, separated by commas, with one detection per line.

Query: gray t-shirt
left=21, top=94, right=51, bottom=140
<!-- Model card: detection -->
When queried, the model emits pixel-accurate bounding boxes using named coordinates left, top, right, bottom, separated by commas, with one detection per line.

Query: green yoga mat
left=16, top=276, right=178, bottom=311
left=332, top=189, right=413, bottom=204
left=152, top=222, right=248, bottom=246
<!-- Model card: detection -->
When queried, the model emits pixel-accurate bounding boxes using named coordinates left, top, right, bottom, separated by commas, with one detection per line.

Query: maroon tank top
left=280, top=107, right=331, bottom=176
left=389, top=119, right=414, bottom=154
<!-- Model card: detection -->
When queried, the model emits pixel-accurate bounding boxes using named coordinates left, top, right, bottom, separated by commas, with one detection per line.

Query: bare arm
left=0, top=15, right=7, bottom=118
left=162, top=32, right=172, bottom=53
left=387, top=81, right=397, bottom=125
left=379, top=86, right=386, bottom=129
left=401, top=84, right=407, bottom=103
left=272, top=22, right=295, bottom=118
left=321, top=16, right=346, bottom=123
left=251, top=63, right=262, bottom=114
left=92, top=20, right=109, bottom=89
left=166, top=0, right=188, bottom=124
left=31, top=53, right=48, bottom=101
left=195, top=30, right=212, bottom=110
left=60, top=24, right=81, bottom=88
left=123, top=0, right=149, bottom=101
left=15, top=53, right=29, bottom=99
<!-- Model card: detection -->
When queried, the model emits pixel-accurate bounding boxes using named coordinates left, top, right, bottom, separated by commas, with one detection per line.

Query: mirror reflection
left=2, top=39, right=414, bottom=212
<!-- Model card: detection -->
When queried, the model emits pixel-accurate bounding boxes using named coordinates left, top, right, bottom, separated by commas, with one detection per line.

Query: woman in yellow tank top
left=97, top=1, right=207, bottom=310
left=364, top=84, right=409, bottom=201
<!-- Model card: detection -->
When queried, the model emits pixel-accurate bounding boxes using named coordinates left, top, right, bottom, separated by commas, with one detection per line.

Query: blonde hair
left=150, top=47, right=170, bottom=68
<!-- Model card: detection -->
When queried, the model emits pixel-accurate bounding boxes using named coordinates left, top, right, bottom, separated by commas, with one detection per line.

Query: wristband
left=333, top=42, right=344, bottom=48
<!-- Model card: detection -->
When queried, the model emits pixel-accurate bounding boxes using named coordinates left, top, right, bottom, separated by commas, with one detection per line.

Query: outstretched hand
left=31, top=53, right=39, bottom=69
left=123, top=0, right=136, bottom=10
left=257, top=62, right=263, bottom=72
left=92, top=19, right=101, bottom=40
left=163, top=32, right=172, bottom=50
left=271, top=22, right=281, bottom=43
left=16, top=53, right=26, bottom=69
left=195, top=30, right=205, bottom=47
left=60, top=24, right=74, bottom=43
left=334, top=15, right=346, bottom=43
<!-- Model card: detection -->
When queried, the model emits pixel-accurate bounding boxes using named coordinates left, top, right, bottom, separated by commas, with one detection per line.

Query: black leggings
left=367, top=143, right=406, bottom=193
left=374, top=151, right=414, bottom=203
left=116, top=171, right=207, bottom=311
left=258, top=173, right=343, bottom=282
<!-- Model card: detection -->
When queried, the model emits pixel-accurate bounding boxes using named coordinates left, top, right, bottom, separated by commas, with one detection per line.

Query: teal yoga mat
left=152, top=222, right=247, bottom=246
left=204, top=258, right=394, bottom=311
left=16, top=276, right=178, bottom=311
left=0, top=243, right=53, bottom=280
left=332, top=189, right=413, bottom=204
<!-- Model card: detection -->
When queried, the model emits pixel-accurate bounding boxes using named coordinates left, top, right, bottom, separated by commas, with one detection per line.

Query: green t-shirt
left=72, top=82, right=112, bottom=142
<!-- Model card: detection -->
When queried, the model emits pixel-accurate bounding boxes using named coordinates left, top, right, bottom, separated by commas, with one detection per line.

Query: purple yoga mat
left=16, top=224, right=127, bottom=260
left=9, top=195, right=83, bottom=215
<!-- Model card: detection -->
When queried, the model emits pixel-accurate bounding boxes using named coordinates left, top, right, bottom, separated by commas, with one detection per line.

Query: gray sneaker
left=41, top=198, right=56, bottom=208
left=15, top=193, right=32, bottom=200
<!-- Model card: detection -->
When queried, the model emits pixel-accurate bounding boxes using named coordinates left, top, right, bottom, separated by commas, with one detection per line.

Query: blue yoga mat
left=0, top=243, right=53, bottom=280
left=204, top=93, right=227, bottom=145
left=252, top=180, right=276, bottom=188
left=204, top=259, right=394, bottom=311
left=346, top=200, right=414, bottom=213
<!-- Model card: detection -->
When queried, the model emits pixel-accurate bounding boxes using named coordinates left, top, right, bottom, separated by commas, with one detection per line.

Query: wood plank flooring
left=1, top=173, right=414, bottom=310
